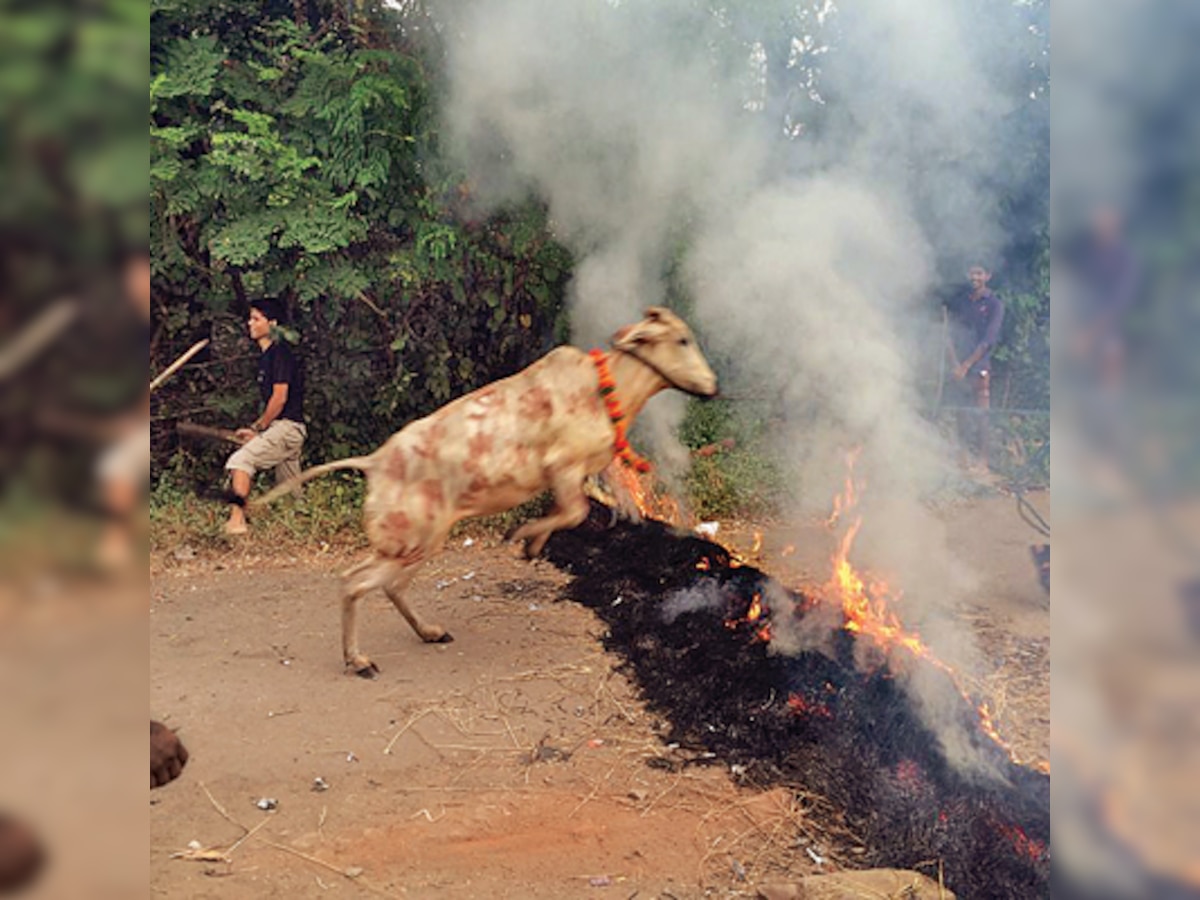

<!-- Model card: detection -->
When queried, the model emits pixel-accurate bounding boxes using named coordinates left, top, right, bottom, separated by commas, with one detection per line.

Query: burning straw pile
left=544, top=501, right=1050, bottom=899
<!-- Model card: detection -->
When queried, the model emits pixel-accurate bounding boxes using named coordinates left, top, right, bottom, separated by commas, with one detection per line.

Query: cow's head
left=611, top=307, right=719, bottom=399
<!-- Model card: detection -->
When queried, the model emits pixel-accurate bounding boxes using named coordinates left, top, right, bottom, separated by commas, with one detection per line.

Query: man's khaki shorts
left=96, top=422, right=151, bottom=485
left=225, top=419, right=307, bottom=483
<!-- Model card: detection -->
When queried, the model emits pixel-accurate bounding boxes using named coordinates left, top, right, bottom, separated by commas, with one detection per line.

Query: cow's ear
left=612, top=319, right=654, bottom=349
left=643, top=307, right=667, bottom=322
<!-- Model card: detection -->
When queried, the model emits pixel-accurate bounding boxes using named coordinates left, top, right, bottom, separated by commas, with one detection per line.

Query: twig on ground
left=259, top=840, right=398, bottom=898
left=569, top=766, right=617, bottom=816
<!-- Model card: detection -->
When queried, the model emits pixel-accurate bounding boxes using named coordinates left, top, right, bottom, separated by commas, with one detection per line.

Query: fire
left=995, top=822, right=1048, bottom=862
left=695, top=557, right=711, bottom=571
left=725, top=592, right=771, bottom=639
left=821, top=449, right=1049, bottom=775
left=825, top=446, right=863, bottom=528
left=787, top=693, right=833, bottom=719
left=611, top=464, right=685, bottom=526
left=746, top=593, right=763, bottom=622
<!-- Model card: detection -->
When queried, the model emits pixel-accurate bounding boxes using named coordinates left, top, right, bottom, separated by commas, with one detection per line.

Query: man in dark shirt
left=1071, top=207, right=1137, bottom=390
left=224, top=298, right=306, bottom=534
left=946, top=264, right=1005, bottom=474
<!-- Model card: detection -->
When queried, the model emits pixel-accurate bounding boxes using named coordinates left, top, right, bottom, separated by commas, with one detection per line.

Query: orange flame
left=821, top=450, right=1048, bottom=774
left=995, top=822, right=1048, bottom=861
left=612, top=464, right=684, bottom=526
left=724, top=592, right=771, bottom=641
left=825, top=446, right=863, bottom=528
left=746, top=593, right=763, bottom=622
left=787, top=693, right=833, bottom=719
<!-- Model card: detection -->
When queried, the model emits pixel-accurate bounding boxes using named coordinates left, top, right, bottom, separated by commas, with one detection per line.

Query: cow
left=255, top=307, right=718, bottom=676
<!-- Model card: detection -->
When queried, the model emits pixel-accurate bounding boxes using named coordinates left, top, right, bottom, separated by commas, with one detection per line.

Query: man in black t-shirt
left=224, top=298, right=306, bottom=535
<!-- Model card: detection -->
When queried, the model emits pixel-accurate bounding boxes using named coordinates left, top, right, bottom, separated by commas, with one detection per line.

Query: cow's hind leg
left=340, top=554, right=397, bottom=678
left=384, top=564, right=453, bottom=645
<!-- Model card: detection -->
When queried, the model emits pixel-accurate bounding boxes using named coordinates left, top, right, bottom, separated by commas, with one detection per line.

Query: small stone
left=255, top=798, right=278, bottom=811
left=312, top=777, right=330, bottom=792
left=344, top=866, right=364, bottom=879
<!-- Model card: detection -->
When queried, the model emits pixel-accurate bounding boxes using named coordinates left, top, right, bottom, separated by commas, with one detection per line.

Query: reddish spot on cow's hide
left=519, top=386, right=554, bottom=421
left=468, top=431, right=494, bottom=462
left=461, top=473, right=491, bottom=504
left=379, top=510, right=412, bottom=550
left=414, top=420, right=447, bottom=460
left=419, top=479, right=445, bottom=518
left=384, top=448, right=408, bottom=482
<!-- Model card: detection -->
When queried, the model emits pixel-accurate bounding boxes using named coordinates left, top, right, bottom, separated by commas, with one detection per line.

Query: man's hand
left=953, top=363, right=970, bottom=381
left=151, top=721, right=189, bottom=788
left=235, top=427, right=258, bottom=444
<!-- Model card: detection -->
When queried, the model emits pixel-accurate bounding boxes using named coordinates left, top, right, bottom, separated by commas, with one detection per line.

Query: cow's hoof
left=434, top=632, right=454, bottom=644
left=349, top=662, right=380, bottom=679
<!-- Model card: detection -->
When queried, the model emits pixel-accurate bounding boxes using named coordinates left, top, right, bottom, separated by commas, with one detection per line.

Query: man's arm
left=252, top=383, right=288, bottom=431
left=236, top=384, right=288, bottom=441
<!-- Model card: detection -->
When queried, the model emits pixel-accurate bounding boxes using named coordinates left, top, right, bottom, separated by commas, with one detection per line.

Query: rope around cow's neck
left=588, top=348, right=653, bottom=473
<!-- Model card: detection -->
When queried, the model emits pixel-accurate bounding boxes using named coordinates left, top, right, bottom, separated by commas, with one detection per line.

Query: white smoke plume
left=660, top=579, right=730, bottom=625
left=441, top=0, right=1036, bottom=772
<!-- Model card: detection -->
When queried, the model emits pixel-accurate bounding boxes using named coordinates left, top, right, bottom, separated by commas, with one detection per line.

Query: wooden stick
left=150, top=338, right=209, bottom=392
left=0, top=299, right=78, bottom=381
left=177, top=420, right=247, bottom=445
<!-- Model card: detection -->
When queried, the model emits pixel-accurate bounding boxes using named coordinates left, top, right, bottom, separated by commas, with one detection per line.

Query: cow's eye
left=678, top=337, right=690, bottom=347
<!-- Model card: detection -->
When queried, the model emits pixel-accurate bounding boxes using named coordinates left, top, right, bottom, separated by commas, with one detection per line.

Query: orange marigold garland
left=588, top=348, right=653, bottom=473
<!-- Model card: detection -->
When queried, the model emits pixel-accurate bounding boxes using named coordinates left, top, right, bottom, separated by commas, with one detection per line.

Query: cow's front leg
left=598, top=458, right=643, bottom=523
left=510, top=467, right=590, bottom=559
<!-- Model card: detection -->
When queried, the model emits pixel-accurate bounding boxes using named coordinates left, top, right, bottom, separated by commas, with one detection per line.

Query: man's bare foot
left=151, top=721, right=189, bottom=788
left=224, top=517, right=248, bottom=535
left=0, top=814, right=45, bottom=892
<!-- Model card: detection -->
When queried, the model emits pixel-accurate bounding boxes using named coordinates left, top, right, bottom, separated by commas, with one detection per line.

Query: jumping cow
left=256, top=307, right=718, bottom=676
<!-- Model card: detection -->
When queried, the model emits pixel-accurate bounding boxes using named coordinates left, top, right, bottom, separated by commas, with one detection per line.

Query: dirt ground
left=149, top=491, right=1050, bottom=899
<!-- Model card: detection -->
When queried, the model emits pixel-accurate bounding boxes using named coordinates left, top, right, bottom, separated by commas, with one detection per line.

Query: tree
left=150, top=0, right=572, bottom=472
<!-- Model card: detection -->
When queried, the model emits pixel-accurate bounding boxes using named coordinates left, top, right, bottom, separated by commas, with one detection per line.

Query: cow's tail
left=253, top=454, right=376, bottom=508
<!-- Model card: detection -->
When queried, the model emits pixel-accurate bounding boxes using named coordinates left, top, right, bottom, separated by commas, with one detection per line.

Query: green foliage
left=679, top=399, right=786, bottom=519
left=991, top=227, right=1050, bottom=410
left=150, top=0, right=574, bottom=473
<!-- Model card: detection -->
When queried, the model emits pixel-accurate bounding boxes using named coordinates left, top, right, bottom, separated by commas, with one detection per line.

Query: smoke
left=661, top=580, right=729, bottom=625
left=441, top=0, right=1034, bottom=770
